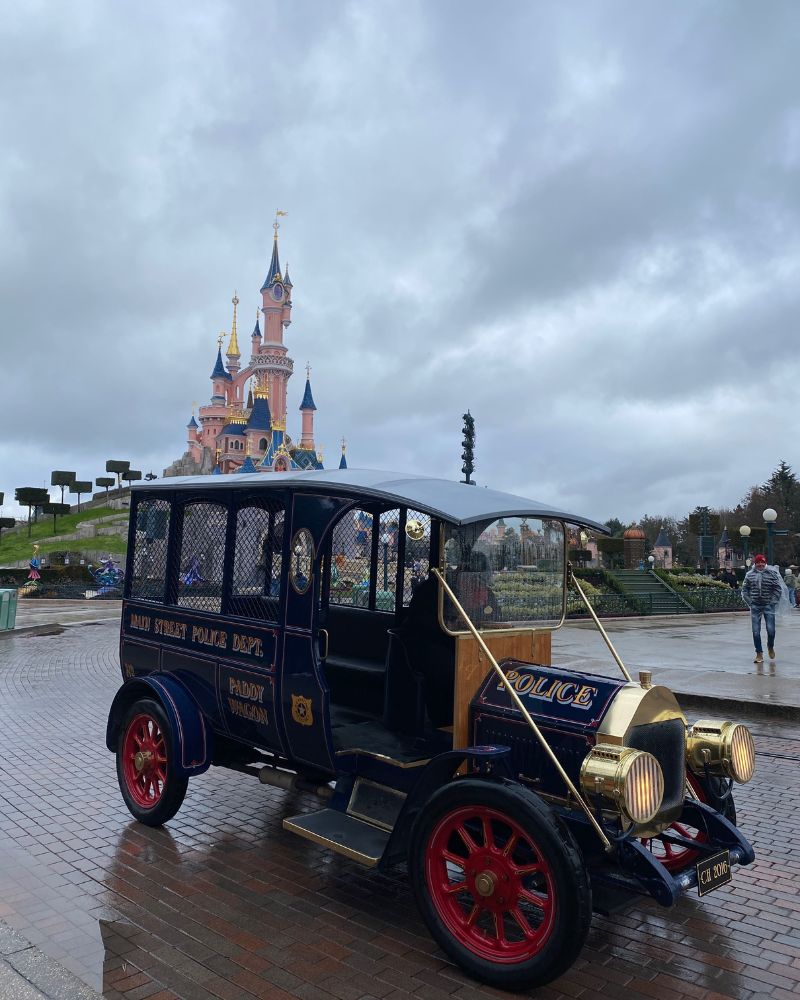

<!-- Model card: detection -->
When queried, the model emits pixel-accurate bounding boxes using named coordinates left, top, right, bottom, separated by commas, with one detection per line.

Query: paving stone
left=0, top=619, right=798, bottom=1000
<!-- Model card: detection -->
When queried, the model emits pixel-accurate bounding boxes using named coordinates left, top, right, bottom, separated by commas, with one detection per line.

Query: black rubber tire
left=116, top=698, right=189, bottom=827
left=409, top=779, right=592, bottom=991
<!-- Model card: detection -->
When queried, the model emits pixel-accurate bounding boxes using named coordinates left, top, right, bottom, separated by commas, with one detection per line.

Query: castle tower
left=254, top=215, right=294, bottom=425
left=299, top=364, right=317, bottom=449
left=339, top=438, right=348, bottom=470
left=226, top=292, right=241, bottom=378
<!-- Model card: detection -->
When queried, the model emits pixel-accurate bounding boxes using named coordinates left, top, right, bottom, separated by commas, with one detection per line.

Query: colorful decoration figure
left=28, top=544, right=42, bottom=583
left=181, top=555, right=204, bottom=586
left=88, top=555, right=125, bottom=593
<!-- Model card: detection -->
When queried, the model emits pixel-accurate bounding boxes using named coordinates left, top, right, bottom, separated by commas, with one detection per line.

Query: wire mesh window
left=177, top=502, right=228, bottom=613
left=290, top=528, right=314, bottom=595
left=402, top=509, right=433, bottom=606
left=130, top=498, right=171, bottom=602
left=375, top=510, right=400, bottom=611
left=232, top=503, right=284, bottom=620
left=330, top=508, right=373, bottom=607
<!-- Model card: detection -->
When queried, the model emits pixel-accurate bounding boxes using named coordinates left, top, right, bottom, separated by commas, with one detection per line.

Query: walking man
left=742, top=554, right=782, bottom=663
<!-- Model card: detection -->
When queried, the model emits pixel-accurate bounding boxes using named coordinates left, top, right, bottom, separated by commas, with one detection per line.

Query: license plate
left=697, top=849, right=732, bottom=896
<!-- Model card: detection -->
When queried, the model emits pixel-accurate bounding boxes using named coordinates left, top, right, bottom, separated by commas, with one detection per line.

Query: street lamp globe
left=647, top=554, right=655, bottom=567
left=763, top=508, right=778, bottom=523
left=739, top=525, right=751, bottom=538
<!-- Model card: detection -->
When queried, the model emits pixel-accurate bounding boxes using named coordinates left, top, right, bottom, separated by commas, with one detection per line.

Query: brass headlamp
left=580, top=744, right=665, bottom=826
left=686, top=720, right=755, bottom=784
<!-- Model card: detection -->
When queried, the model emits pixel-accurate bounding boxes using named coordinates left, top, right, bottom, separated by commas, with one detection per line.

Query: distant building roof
left=293, top=448, right=323, bottom=471
left=187, top=415, right=198, bottom=429
left=339, top=450, right=347, bottom=470
left=237, top=456, right=258, bottom=474
left=220, top=422, right=246, bottom=436
left=718, top=527, right=730, bottom=547
left=252, top=317, right=261, bottom=338
left=654, top=526, right=671, bottom=548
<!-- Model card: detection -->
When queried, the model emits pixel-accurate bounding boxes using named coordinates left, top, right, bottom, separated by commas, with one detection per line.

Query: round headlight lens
left=727, top=723, right=755, bottom=783
left=623, top=750, right=665, bottom=825
left=580, top=745, right=665, bottom=826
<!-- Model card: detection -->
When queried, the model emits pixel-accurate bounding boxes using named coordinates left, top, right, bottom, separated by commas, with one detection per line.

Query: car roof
left=133, top=468, right=610, bottom=532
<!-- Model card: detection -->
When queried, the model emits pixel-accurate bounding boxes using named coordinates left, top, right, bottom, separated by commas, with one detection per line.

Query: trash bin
left=0, top=588, right=18, bottom=631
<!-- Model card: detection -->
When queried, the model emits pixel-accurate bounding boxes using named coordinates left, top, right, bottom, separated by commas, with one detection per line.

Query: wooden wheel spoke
left=519, top=887, right=550, bottom=911
left=502, top=832, right=518, bottom=858
left=493, top=912, right=506, bottom=944
left=465, top=903, right=480, bottom=928
left=513, top=861, right=542, bottom=876
left=444, top=880, right=468, bottom=895
left=481, top=815, right=494, bottom=851
left=457, top=824, right=479, bottom=855
left=441, top=850, right=466, bottom=869
left=510, top=906, right=537, bottom=939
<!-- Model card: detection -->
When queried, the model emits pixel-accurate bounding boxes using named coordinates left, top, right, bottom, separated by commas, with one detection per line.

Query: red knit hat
left=754, top=554, right=767, bottom=565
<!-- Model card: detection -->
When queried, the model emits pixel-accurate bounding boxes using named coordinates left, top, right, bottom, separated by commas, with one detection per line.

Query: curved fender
left=381, top=745, right=512, bottom=868
left=106, top=675, right=213, bottom=777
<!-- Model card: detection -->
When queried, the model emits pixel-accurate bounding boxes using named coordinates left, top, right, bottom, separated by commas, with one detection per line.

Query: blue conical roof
left=211, top=347, right=232, bottom=381
left=187, top=415, right=198, bottom=428
left=654, top=526, right=671, bottom=548
left=252, top=317, right=261, bottom=338
left=299, top=377, right=317, bottom=411
left=211, top=464, right=222, bottom=476
left=247, top=396, right=272, bottom=431
left=237, top=456, right=258, bottom=474
left=260, top=239, right=281, bottom=292
left=283, top=263, right=292, bottom=287
left=339, top=450, right=348, bottom=470
left=718, top=527, right=730, bottom=547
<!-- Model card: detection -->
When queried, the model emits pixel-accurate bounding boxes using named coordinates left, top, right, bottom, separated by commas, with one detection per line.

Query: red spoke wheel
left=116, top=698, right=188, bottom=826
left=409, top=780, right=591, bottom=991
left=642, top=773, right=737, bottom=873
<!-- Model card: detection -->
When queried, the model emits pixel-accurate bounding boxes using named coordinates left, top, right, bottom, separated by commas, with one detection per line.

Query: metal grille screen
left=177, top=502, right=228, bottom=613
left=403, top=509, right=432, bottom=606
left=232, top=503, right=284, bottom=621
left=130, top=498, right=171, bottom=603
left=331, top=508, right=373, bottom=607
left=376, top=510, right=400, bottom=611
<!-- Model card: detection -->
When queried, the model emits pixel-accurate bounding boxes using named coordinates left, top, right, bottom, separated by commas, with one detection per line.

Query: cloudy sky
left=1, top=0, right=798, bottom=523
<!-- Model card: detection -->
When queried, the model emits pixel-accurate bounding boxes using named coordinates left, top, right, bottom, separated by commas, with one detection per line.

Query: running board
left=283, top=809, right=390, bottom=867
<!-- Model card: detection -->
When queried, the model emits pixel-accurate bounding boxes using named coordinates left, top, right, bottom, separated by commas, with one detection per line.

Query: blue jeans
left=751, top=608, right=776, bottom=654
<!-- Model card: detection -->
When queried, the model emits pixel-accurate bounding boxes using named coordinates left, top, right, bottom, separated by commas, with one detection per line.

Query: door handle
left=318, top=628, right=329, bottom=660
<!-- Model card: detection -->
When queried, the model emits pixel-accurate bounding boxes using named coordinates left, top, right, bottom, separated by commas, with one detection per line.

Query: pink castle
left=165, top=218, right=348, bottom=477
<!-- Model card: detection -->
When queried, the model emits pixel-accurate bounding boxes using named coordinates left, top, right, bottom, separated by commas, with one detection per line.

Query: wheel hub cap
left=474, top=870, right=497, bottom=898
left=134, top=750, right=153, bottom=773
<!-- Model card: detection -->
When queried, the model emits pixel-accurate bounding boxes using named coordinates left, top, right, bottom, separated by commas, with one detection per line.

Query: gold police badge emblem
left=291, top=694, right=313, bottom=726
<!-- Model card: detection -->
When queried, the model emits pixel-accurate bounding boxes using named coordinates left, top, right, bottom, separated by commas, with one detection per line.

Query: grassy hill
left=0, top=507, right=128, bottom=564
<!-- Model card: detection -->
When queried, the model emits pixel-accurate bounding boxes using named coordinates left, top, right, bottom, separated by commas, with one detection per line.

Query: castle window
left=258, top=438, right=268, bottom=452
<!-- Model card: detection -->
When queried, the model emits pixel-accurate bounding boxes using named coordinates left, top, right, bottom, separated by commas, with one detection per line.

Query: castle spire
left=226, top=291, right=240, bottom=358
left=251, top=308, right=261, bottom=340
left=299, top=363, right=317, bottom=411
left=261, top=211, right=287, bottom=291
left=339, top=437, right=348, bottom=470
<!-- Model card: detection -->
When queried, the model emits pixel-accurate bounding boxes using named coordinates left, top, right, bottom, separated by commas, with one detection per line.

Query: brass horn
left=405, top=519, right=425, bottom=541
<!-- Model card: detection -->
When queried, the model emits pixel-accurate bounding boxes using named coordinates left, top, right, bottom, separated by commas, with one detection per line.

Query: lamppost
left=762, top=508, right=788, bottom=565
left=647, top=554, right=655, bottom=572
left=381, top=532, right=390, bottom=590
left=739, top=525, right=751, bottom=565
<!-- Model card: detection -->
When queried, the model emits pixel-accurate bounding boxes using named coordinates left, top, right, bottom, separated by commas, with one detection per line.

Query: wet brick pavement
left=0, top=621, right=799, bottom=999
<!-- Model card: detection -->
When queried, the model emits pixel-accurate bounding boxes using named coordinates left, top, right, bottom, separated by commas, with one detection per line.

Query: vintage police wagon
left=107, top=470, right=756, bottom=990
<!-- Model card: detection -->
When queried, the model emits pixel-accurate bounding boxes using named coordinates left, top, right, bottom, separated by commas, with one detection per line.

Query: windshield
left=441, top=516, right=566, bottom=632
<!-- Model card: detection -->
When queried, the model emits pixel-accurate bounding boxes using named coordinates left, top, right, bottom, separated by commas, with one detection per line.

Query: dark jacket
left=742, top=567, right=782, bottom=610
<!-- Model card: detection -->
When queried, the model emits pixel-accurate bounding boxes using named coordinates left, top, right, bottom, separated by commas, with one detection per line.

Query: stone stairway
left=611, top=569, right=695, bottom=614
